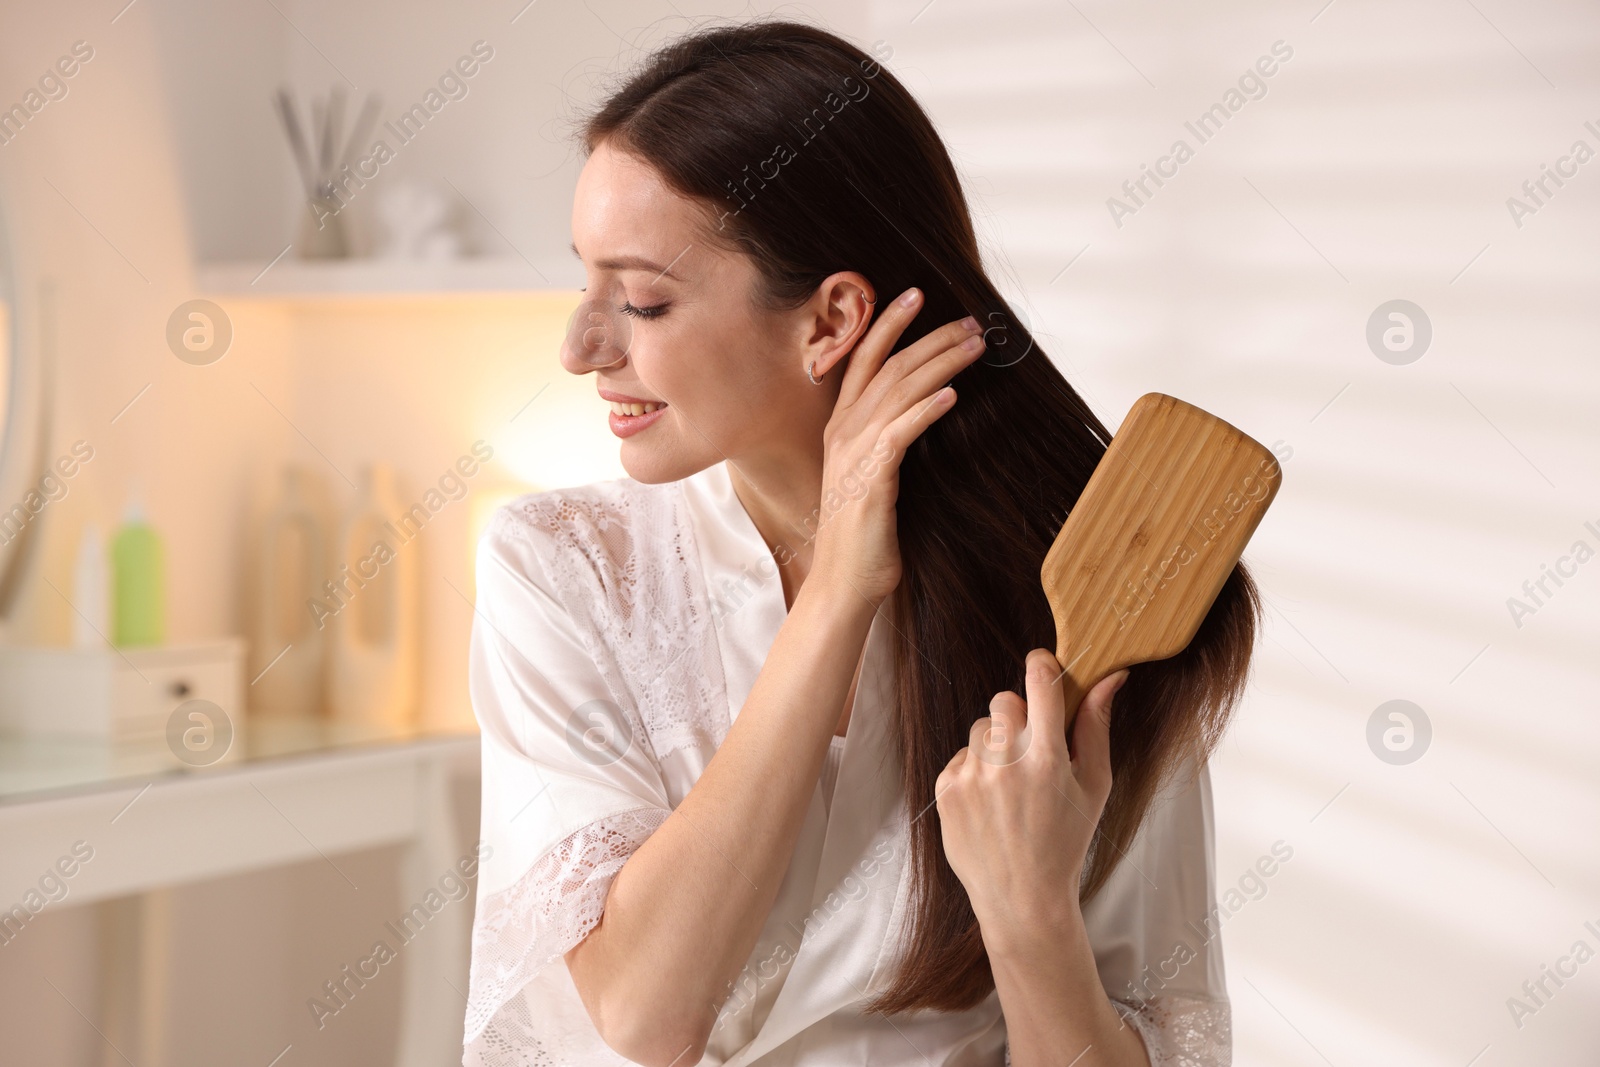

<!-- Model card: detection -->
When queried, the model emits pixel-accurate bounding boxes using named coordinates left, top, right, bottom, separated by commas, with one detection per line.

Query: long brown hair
left=578, top=17, right=1263, bottom=1015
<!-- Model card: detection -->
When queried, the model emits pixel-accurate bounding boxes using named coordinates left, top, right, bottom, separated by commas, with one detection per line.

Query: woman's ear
left=800, top=271, right=877, bottom=379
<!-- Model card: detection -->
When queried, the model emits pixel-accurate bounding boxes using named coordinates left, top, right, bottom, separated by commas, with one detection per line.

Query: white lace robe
left=463, top=459, right=1231, bottom=1066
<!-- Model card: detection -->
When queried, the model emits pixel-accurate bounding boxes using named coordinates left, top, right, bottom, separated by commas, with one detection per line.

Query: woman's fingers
left=1070, top=670, right=1127, bottom=803
left=837, top=287, right=924, bottom=409
left=875, top=384, right=957, bottom=464
left=1021, top=648, right=1068, bottom=749
left=864, top=328, right=984, bottom=455
left=869, top=333, right=984, bottom=432
left=970, top=692, right=1030, bottom=766
left=934, top=744, right=968, bottom=801
left=838, top=287, right=985, bottom=417
left=858, top=316, right=983, bottom=416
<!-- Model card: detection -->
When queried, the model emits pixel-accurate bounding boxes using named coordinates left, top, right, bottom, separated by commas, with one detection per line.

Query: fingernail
left=898, top=288, right=920, bottom=307
left=1111, top=670, right=1130, bottom=695
left=960, top=315, right=979, bottom=331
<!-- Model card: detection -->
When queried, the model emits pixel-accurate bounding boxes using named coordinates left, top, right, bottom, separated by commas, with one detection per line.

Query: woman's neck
left=725, top=456, right=823, bottom=606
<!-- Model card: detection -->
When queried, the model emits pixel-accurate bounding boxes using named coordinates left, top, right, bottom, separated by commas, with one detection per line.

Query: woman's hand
left=934, top=649, right=1130, bottom=951
left=810, top=287, right=987, bottom=605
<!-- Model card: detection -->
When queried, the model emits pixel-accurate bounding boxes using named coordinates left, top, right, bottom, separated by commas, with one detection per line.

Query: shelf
left=196, top=255, right=580, bottom=299
left=0, top=717, right=478, bottom=805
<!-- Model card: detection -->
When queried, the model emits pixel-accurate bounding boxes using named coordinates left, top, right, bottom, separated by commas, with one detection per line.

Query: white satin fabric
left=463, top=459, right=1231, bottom=1066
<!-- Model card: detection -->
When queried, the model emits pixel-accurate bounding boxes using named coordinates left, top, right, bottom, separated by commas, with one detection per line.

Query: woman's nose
left=559, top=299, right=633, bottom=375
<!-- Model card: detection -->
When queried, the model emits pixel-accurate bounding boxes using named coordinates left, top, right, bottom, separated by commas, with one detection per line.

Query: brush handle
left=1051, top=639, right=1118, bottom=741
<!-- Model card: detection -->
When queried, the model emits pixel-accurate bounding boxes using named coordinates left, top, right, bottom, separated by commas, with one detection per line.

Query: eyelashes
left=617, top=300, right=668, bottom=320
left=579, top=288, right=667, bottom=320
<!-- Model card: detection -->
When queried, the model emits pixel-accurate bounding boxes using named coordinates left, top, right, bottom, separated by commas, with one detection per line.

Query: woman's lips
left=608, top=404, right=668, bottom=438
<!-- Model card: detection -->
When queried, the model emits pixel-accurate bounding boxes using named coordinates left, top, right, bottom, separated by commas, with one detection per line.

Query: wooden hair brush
left=1041, top=392, right=1282, bottom=716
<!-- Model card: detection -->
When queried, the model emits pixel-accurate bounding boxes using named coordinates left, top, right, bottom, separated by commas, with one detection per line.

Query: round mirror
left=0, top=195, right=45, bottom=619
left=0, top=207, right=10, bottom=445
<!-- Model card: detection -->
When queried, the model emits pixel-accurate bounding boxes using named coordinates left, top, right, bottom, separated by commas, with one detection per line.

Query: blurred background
left=0, top=0, right=1596, bottom=1064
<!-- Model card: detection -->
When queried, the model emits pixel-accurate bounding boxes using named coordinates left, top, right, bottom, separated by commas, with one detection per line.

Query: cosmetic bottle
left=111, top=493, right=164, bottom=648
left=251, top=465, right=329, bottom=717
left=72, top=522, right=107, bottom=648
left=327, top=464, right=418, bottom=728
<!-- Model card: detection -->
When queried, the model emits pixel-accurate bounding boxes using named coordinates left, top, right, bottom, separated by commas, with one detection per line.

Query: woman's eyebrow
left=569, top=241, right=685, bottom=283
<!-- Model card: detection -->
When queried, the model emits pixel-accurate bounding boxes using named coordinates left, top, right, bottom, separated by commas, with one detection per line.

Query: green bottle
left=112, top=495, right=165, bottom=647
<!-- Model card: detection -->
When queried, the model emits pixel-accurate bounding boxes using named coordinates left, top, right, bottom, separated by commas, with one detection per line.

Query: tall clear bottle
left=327, top=464, right=418, bottom=728
left=250, top=465, right=328, bottom=718
left=72, top=522, right=108, bottom=648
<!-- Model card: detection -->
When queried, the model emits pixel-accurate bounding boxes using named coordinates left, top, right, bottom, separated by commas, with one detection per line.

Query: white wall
left=873, top=0, right=1600, bottom=1063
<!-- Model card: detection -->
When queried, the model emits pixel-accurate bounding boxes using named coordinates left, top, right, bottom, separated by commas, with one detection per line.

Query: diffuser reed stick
left=273, top=85, right=381, bottom=258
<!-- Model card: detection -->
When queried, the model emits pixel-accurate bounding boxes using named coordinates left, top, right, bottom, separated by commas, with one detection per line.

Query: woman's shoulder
left=488, top=473, right=643, bottom=536
left=478, top=473, right=691, bottom=601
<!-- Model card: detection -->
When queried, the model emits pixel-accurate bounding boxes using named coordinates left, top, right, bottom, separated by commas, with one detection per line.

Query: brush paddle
left=1041, top=392, right=1282, bottom=720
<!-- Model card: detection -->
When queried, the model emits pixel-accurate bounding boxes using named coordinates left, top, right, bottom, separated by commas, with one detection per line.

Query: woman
left=464, top=18, right=1258, bottom=1067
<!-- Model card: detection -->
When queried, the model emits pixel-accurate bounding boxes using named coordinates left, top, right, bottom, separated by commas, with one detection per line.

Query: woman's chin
left=617, top=443, right=710, bottom=486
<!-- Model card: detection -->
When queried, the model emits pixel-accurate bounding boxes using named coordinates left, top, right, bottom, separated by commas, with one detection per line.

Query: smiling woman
left=463, top=16, right=1260, bottom=1067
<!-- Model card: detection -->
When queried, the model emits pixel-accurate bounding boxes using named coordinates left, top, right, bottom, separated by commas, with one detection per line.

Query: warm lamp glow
left=491, top=395, right=626, bottom=491
left=468, top=482, right=536, bottom=596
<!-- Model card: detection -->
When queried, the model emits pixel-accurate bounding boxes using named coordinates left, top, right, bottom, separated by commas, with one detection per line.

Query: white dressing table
left=0, top=719, right=481, bottom=1067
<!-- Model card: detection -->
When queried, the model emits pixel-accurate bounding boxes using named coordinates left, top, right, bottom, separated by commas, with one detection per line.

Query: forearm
left=565, top=573, right=879, bottom=1064
left=985, top=907, right=1151, bottom=1067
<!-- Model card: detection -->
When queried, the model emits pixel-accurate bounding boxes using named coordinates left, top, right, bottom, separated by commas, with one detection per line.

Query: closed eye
left=578, top=288, right=667, bottom=320
left=617, top=300, right=668, bottom=320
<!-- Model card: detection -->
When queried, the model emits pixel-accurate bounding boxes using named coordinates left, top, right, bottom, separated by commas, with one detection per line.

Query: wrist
left=979, top=896, right=1088, bottom=964
left=798, top=564, right=886, bottom=617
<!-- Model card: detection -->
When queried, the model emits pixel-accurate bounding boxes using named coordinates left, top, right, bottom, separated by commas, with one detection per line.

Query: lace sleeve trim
left=464, top=804, right=671, bottom=1045
left=1002, top=995, right=1231, bottom=1067
left=1112, top=993, right=1232, bottom=1067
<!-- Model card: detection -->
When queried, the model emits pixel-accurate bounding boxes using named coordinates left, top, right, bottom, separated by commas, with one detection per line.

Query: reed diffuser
left=273, top=85, right=381, bottom=259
